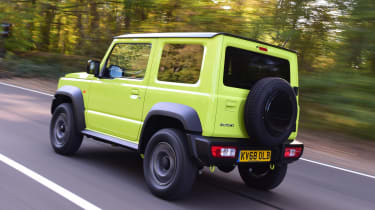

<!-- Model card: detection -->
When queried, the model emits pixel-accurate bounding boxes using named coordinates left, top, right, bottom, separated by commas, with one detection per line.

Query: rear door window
left=157, top=44, right=204, bottom=84
left=223, top=47, right=290, bottom=89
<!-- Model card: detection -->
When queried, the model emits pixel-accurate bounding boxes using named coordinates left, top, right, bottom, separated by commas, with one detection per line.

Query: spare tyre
left=244, top=77, right=297, bottom=146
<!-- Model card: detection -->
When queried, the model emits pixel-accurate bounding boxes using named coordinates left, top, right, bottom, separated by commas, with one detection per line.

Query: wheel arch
left=51, top=85, right=86, bottom=132
left=138, top=102, right=202, bottom=154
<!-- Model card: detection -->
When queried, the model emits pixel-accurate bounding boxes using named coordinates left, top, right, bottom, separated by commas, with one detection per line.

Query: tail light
left=211, top=146, right=236, bottom=158
left=284, top=146, right=302, bottom=158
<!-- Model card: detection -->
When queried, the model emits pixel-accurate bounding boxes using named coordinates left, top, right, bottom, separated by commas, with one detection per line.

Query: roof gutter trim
left=113, top=32, right=296, bottom=53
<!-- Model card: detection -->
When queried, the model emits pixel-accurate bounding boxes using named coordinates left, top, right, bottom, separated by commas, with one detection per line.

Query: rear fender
left=138, top=102, right=202, bottom=154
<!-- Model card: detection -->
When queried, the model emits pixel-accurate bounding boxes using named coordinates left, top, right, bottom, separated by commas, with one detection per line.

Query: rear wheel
left=50, top=103, right=83, bottom=155
left=238, top=163, right=287, bottom=190
left=143, top=128, right=197, bottom=200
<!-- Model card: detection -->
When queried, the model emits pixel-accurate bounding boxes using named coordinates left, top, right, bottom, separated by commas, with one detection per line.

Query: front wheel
left=143, top=128, right=197, bottom=200
left=50, top=103, right=83, bottom=155
left=238, top=163, right=287, bottom=190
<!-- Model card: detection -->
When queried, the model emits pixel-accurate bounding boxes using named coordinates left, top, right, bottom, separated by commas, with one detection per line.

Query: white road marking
left=301, top=158, right=375, bottom=179
left=0, top=81, right=54, bottom=97
left=1, top=81, right=375, bottom=181
left=0, top=153, right=101, bottom=210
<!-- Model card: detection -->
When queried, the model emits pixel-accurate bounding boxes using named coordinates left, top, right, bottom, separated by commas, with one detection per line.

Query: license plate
left=238, top=150, right=271, bottom=162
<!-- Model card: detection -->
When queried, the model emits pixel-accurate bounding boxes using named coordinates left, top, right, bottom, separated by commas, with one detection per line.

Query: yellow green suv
left=49, top=32, right=303, bottom=200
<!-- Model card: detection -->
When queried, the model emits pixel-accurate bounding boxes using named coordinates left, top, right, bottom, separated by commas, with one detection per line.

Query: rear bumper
left=187, top=134, right=303, bottom=167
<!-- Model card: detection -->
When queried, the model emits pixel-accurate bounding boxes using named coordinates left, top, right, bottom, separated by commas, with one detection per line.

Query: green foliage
left=0, top=52, right=88, bottom=78
left=300, top=71, right=375, bottom=140
left=334, top=0, right=375, bottom=73
left=0, top=0, right=374, bottom=74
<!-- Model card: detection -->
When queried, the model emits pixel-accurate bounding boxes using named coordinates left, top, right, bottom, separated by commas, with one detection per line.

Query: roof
left=114, top=32, right=296, bottom=53
left=114, top=32, right=218, bottom=39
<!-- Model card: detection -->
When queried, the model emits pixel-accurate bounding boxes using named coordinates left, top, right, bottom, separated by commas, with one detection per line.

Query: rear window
left=223, top=47, right=290, bottom=90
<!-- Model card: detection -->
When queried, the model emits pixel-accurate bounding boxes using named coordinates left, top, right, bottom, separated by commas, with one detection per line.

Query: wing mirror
left=87, top=60, right=100, bottom=76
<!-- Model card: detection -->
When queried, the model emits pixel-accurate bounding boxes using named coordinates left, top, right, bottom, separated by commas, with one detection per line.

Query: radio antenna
left=282, top=35, right=290, bottom=48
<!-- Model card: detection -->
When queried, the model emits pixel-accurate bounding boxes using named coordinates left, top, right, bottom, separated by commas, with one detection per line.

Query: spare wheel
left=244, top=77, right=297, bottom=146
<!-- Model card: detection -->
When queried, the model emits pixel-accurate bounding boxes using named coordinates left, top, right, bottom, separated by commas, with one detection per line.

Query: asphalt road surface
left=0, top=82, right=374, bottom=210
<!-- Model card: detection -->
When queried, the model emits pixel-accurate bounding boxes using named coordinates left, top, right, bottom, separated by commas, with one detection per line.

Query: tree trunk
left=123, top=0, right=133, bottom=32
left=89, top=2, right=99, bottom=33
left=39, top=4, right=56, bottom=51
left=75, top=0, right=84, bottom=53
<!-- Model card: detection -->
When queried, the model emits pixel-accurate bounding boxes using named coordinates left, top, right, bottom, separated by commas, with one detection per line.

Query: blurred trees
left=1, top=0, right=374, bottom=139
left=0, top=0, right=374, bottom=73
left=334, top=0, right=375, bottom=73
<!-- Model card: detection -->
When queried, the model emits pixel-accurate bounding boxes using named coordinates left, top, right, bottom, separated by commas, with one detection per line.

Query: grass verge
left=299, top=71, right=375, bottom=140
left=0, top=51, right=91, bottom=79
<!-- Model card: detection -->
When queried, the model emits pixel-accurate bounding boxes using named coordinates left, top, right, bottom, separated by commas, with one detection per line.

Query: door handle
left=130, top=89, right=141, bottom=100
left=225, top=100, right=236, bottom=111
left=225, top=100, right=236, bottom=108
left=131, top=89, right=139, bottom=95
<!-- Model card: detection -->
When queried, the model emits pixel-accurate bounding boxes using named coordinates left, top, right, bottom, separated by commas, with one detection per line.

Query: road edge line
left=301, top=158, right=375, bottom=179
left=0, top=81, right=54, bottom=97
left=0, top=153, right=101, bottom=210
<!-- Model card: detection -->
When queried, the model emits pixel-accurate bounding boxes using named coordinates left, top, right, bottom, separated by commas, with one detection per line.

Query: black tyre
left=143, top=128, right=197, bottom=200
left=238, top=163, right=287, bottom=190
left=50, top=103, right=83, bottom=155
left=244, top=77, right=297, bottom=146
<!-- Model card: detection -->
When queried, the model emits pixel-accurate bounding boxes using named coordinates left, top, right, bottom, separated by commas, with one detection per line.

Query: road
left=0, top=82, right=374, bottom=210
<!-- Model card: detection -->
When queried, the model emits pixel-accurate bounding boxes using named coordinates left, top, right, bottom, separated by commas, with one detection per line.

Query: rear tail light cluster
left=210, top=145, right=302, bottom=159
left=284, top=146, right=303, bottom=158
left=211, top=146, right=237, bottom=158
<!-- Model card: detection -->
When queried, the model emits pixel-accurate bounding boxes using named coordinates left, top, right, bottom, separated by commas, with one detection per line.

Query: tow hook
left=270, top=163, right=275, bottom=170
left=209, top=165, right=216, bottom=173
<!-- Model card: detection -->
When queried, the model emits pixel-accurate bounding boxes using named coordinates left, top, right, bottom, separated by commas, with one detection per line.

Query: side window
left=105, top=43, right=151, bottom=79
left=158, top=44, right=204, bottom=84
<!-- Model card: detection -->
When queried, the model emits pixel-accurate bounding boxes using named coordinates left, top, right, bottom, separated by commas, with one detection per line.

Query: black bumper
left=186, top=134, right=303, bottom=167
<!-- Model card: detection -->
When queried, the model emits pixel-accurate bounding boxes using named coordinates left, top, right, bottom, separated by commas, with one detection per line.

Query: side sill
left=82, top=130, right=138, bottom=151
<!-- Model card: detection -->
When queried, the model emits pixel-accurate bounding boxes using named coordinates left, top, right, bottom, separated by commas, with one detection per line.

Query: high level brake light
left=259, top=47, right=268, bottom=52
left=257, top=46, right=268, bottom=52
left=284, top=146, right=302, bottom=158
left=211, top=146, right=236, bottom=158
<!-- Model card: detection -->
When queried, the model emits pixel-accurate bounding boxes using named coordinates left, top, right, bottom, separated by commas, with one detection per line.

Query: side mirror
left=87, top=60, right=100, bottom=76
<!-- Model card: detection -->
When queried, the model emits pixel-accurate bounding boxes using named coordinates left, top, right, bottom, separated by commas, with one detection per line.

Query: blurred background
left=0, top=0, right=374, bottom=141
